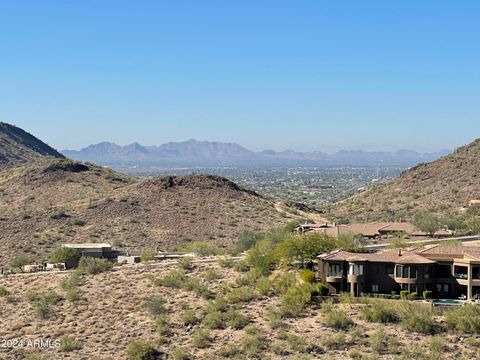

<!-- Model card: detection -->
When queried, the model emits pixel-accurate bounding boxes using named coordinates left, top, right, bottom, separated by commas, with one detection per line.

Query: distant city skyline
left=1, top=1, right=479, bottom=152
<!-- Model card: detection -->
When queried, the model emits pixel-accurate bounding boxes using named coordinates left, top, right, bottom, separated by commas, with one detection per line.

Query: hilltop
left=330, top=139, right=480, bottom=222
left=0, top=122, right=64, bottom=167
left=0, top=158, right=295, bottom=266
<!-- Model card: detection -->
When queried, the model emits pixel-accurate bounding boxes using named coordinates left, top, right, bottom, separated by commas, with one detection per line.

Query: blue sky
left=0, top=1, right=479, bottom=152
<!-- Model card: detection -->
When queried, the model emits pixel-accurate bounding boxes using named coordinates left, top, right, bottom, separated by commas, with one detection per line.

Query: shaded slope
left=0, top=122, right=64, bottom=167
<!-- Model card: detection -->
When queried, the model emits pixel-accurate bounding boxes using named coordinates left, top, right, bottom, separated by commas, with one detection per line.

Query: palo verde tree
left=412, top=209, right=441, bottom=236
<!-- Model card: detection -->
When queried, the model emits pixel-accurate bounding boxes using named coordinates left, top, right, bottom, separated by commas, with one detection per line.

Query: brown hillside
left=0, top=159, right=293, bottom=266
left=330, top=139, right=480, bottom=222
left=0, top=122, right=64, bottom=167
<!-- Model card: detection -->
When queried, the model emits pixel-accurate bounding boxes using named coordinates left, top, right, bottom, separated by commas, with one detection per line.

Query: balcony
left=326, top=273, right=343, bottom=283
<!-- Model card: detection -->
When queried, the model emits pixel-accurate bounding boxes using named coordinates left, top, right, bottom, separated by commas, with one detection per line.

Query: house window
left=331, top=264, right=342, bottom=276
left=349, top=264, right=364, bottom=276
left=385, top=264, right=394, bottom=275
left=372, top=284, right=379, bottom=293
left=436, top=284, right=442, bottom=292
left=409, top=266, right=417, bottom=279
left=395, top=265, right=402, bottom=278
left=443, top=284, right=449, bottom=293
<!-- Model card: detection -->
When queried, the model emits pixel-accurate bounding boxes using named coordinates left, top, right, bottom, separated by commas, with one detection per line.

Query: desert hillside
left=330, top=139, right=480, bottom=222
left=0, top=159, right=293, bottom=267
left=0, top=123, right=64, bottom=167
left=0, top=259, right=477, bottom=360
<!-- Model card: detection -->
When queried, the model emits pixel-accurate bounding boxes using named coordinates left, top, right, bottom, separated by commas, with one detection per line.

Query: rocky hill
left=329, top=139, right=480, bottom=222
left=0, top=122, right=64, bottom=167
left=0, top=159, right=294, bottom=266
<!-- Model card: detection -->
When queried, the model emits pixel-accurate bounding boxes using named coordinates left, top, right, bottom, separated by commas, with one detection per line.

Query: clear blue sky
left=0, top=1, right=479, bottom=152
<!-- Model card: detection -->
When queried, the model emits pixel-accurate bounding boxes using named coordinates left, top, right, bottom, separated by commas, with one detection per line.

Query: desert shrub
left=77, top=257, right=112, bottom=275
left=272, top=272, right=296, bottom=295
left=180, top=308, right=199, bottom=326
left=170, top=347, right=190, bottom=360
left=322, top=333, right=347, bottom=350
left=286, top=332, right=308, bottom=353
left=183, top=277, right=212, bottom=299
left=323, top=308, right=354, bottom=330
left=202, top=310, right=226, bottom=330
left=241, top=325, right=269, bottom=357
left=155, top=314, right=171, bottom=336
left=224, top=309, right=250, bottom=330
left=61, top=272, right=82, bottom=301
left=59, top=336, right=80, bottom=352
left=177, top=257, right=194, bottom=271
left=225, top=286, right=255, bottom=304
left=400, top=290, right=409, bottom=300
left=236, top=230, right=264, bottom=252
left=152, top=270, right=187, bottom=288
left=140, top=250, right=156, bottom=262
left=369, top=328, right=399, bottom=354
left=233, top=260, right=250, bottom=273
left=315, top=283, right=329, bottom=296
left=255, top=276, right=273, bottom=296
left=445, top=304, right=480, bottom=333
left=192, top=328, right=211, bottom=349
left=362, top=300, right=400, bottom=324
left=50, top=209, right=69, bottom=219
left=217, top=344, right=242, bottom=358
left=246, top=239, right=276, bottom=275
left=218, top=258, right=236, bottom=268
left=299, top=269, right=315, bottom=284
left=399, top=302, right=434, bottom=334
left=423, top=290, right=433, bottom=299
left=429, top=335, right=447, bottom=354
left=204, top=297, right=229, bottom=313
left=143, top=295, right=166, bottom=316
left=61, top=272, right=82, bottom=290
left=279, top=282, right=315, bottom=318
left=204, top=268, right=220, bottom=281
left=49, top=247, right=80, bottom=267
left=178, top=242, right=224, bottom=256
left=71, top=218, right=86, bottom=226
left=267, top=308, right=284, bottom=329
left=0, top=286, right=10, bottom=297
left=126, top=340, right=160, bottom=360
left=27, top=290, right=61, bottom=319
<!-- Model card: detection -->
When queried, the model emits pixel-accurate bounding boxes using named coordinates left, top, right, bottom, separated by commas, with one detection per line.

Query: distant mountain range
left=63, top=139, right=451, bottom=167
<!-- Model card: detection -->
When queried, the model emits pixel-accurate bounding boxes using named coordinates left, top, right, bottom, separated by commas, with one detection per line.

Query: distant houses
left=296, top=222, right=451, bottom=239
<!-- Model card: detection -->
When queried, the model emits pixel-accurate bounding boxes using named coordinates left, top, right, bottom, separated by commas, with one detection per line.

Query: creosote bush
left=445, top=304, right=480, bottom=333
left=126, top=340, right=160, bottom=360
left=299, top=269, right=315, bottom=284
left=362, top=300, right=400, bottom=324
left=59, top=336, right=81, bottom=352
left=143, top=295, right=166, bottom=316
left=279, top=282, right=315, bottom=318
left=77, top=257, right=112, bottom=275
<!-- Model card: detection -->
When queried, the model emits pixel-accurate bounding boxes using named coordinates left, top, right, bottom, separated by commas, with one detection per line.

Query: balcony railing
left=454, top=273, right=468, bottom=280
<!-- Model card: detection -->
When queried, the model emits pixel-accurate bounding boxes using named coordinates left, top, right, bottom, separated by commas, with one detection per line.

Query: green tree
left=10, top=255, right=31, bottom=273
left=274, top=233, right=336, bottom=268
left=246, top=239, right=276, bottom=275
left=49, top=247, right=81, bottom=267
left=412, top=210, right=441, bottom=236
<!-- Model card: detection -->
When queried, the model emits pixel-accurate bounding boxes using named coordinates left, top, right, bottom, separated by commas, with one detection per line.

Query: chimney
left=398, top=249, right=402, bottom=256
